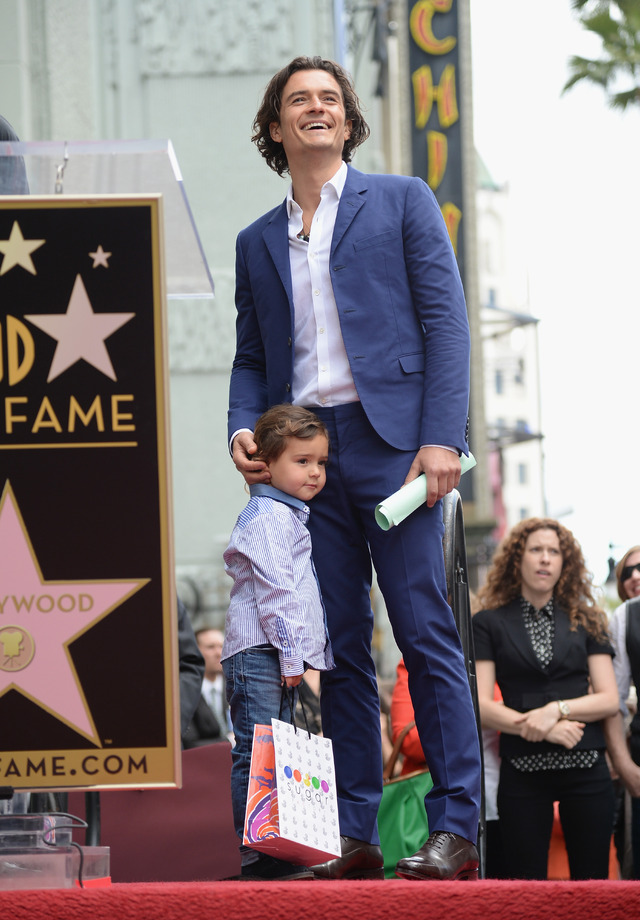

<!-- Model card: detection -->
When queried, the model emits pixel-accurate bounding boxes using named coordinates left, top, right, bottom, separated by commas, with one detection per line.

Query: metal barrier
left=443, top=489, right=486, bottom=878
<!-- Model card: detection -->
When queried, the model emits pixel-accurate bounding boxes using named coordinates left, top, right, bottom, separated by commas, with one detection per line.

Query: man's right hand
left=232, top=430, right=271, bottom=484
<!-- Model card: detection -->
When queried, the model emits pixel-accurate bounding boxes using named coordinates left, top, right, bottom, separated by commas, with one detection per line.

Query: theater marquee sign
left=408, top=0, right=465, bottom=282
left=0, top=196, right=180, bottom=789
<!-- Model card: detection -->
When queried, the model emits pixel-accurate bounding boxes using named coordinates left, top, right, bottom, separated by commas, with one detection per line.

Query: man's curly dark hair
left=251, top=56, right=370, bottom=176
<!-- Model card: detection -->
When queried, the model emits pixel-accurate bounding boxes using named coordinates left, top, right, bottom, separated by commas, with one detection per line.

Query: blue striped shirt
left=221, top=484, right=334, bottom=676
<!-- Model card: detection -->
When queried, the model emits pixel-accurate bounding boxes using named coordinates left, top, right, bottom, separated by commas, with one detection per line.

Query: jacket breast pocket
left=398, top=353, right=425, bottom=375
left=353, top=229, right=398, bottom=251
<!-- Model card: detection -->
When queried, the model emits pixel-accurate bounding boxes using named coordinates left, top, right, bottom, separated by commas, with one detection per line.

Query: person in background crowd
left=0, top=115, right=29, bottom=194
left=390, top=658, right=430, bottom=777
left=604, top=545, right=640, bottom=877
left=473, top=518, right=618, bottom=879
left=183, top=627, right=231, bottom=748
left=178, top=596, right=205, bottom=746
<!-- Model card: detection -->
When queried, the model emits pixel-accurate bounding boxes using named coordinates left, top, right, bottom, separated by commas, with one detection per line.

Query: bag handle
left=383, top=720, right=416, bottom=782
left=279, top=684, right=311, bottom=738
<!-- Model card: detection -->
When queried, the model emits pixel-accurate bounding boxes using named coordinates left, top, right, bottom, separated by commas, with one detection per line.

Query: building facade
left=0, top=1, right=545, bottom=658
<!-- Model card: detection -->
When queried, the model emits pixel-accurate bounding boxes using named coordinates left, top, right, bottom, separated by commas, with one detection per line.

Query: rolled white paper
left=375, top=453, right=476, bottom=531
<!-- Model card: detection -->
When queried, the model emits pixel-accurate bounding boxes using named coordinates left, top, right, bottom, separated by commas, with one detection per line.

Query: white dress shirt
left=286, top=161, right=358, bottom=407
left=202, top=674, right=226, bottom=727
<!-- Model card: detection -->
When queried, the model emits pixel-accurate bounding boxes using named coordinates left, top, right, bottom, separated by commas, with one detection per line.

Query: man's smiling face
left=269, top=69, right=352, bottom=166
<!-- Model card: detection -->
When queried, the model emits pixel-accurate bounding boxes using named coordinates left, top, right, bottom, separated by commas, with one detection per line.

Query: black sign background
left=0, top=196, right=178, bottom=787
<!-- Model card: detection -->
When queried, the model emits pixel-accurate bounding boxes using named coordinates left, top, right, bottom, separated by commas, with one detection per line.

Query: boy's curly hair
left=253, top=404, right=329, bottom=464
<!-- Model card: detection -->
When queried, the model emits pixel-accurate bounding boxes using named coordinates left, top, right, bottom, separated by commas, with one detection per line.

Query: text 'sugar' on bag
left=243, top=718, right=341, bottom=865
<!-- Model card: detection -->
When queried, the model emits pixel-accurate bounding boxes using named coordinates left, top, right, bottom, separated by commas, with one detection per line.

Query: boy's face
left=267, top=434, right=329, bottom=502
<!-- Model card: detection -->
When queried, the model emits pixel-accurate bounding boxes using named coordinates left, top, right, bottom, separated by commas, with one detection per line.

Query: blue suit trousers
left=306, top=403, right=481, bottom=845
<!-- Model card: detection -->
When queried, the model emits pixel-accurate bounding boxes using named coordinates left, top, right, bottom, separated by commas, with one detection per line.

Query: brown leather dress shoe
left=395, top=831, right=479, bottom=881
left=310, top=835, right=384, bottom=879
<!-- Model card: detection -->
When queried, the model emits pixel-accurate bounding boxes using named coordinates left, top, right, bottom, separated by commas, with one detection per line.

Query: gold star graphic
left=0, top=221, right=45, bottom=276
left=89, top=245, right=112, bottom=268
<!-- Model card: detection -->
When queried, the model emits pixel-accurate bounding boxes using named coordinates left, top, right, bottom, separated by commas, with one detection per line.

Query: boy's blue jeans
left=222, top=645, right=297, bottom=866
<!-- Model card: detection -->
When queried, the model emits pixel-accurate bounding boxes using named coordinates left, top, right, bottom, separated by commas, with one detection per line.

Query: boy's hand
left=283, top=674, right=302, bottom=688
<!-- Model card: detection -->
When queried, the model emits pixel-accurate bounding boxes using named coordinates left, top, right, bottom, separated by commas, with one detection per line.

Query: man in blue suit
left=228, top=56, right=481, bottom=881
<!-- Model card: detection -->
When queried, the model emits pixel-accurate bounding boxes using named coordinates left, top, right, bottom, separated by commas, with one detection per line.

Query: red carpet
left=5, top=747, right=636, bottom=916
left=0, top=879, right=638, bottom=920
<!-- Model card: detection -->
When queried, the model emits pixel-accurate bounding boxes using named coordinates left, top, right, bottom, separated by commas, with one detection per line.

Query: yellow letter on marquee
left=410, top=0, right=456, bottom=56
left=412, top=64, right=459, bottom=132
left=427, top=131, right=448, bottom=190
left=441, top=202, right=462, bottom=255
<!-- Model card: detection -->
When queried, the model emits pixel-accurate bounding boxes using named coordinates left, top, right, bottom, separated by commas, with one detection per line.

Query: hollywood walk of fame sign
left=0, top=195, right=180, bottom=789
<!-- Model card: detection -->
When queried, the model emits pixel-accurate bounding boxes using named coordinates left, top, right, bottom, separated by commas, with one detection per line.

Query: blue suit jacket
left=228, top=165, right=470, bottom=453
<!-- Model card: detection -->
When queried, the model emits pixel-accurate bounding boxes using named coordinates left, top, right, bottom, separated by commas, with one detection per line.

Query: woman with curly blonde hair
left=473, top=518, right=618, bottom=879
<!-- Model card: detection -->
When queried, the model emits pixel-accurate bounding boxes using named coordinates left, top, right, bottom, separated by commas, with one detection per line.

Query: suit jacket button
left=287, top=337, right=292, bottom=347
left=285, top=383, right=291, bottom=392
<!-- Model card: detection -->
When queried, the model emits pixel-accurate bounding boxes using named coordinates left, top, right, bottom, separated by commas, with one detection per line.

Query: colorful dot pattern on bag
left=283, top=764, right=330, bottom=793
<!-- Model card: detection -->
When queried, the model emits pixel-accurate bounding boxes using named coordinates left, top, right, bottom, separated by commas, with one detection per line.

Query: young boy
left=221, top=404, right=334, bottom=880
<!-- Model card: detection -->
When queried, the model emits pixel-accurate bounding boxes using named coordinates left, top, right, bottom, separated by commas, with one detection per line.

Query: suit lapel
left=548, top=604, right=572, bottom=671
left=262, top=201, right=294, bottom=304
left=501, top=599, right=547, bottom=673
left=261, top=168, right=368, bottom=297
left=331, top=166, right=367, bottom=256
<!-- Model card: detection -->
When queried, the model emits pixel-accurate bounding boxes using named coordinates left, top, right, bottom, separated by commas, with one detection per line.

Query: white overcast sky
left=470, top=0, right=640, bottom=583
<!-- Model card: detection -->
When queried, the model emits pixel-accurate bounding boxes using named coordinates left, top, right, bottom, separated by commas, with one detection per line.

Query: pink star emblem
left=25, top=274, right=134, bottom=382
left=89, top=245, right=112, bottom=268
left=0, top=483, right=148, bottom=741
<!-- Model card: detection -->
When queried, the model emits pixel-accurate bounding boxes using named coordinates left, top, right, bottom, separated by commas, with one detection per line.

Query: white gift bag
left=270, top=717, right=341, bottom=863
left=243, top=716, right=341, bottom=866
